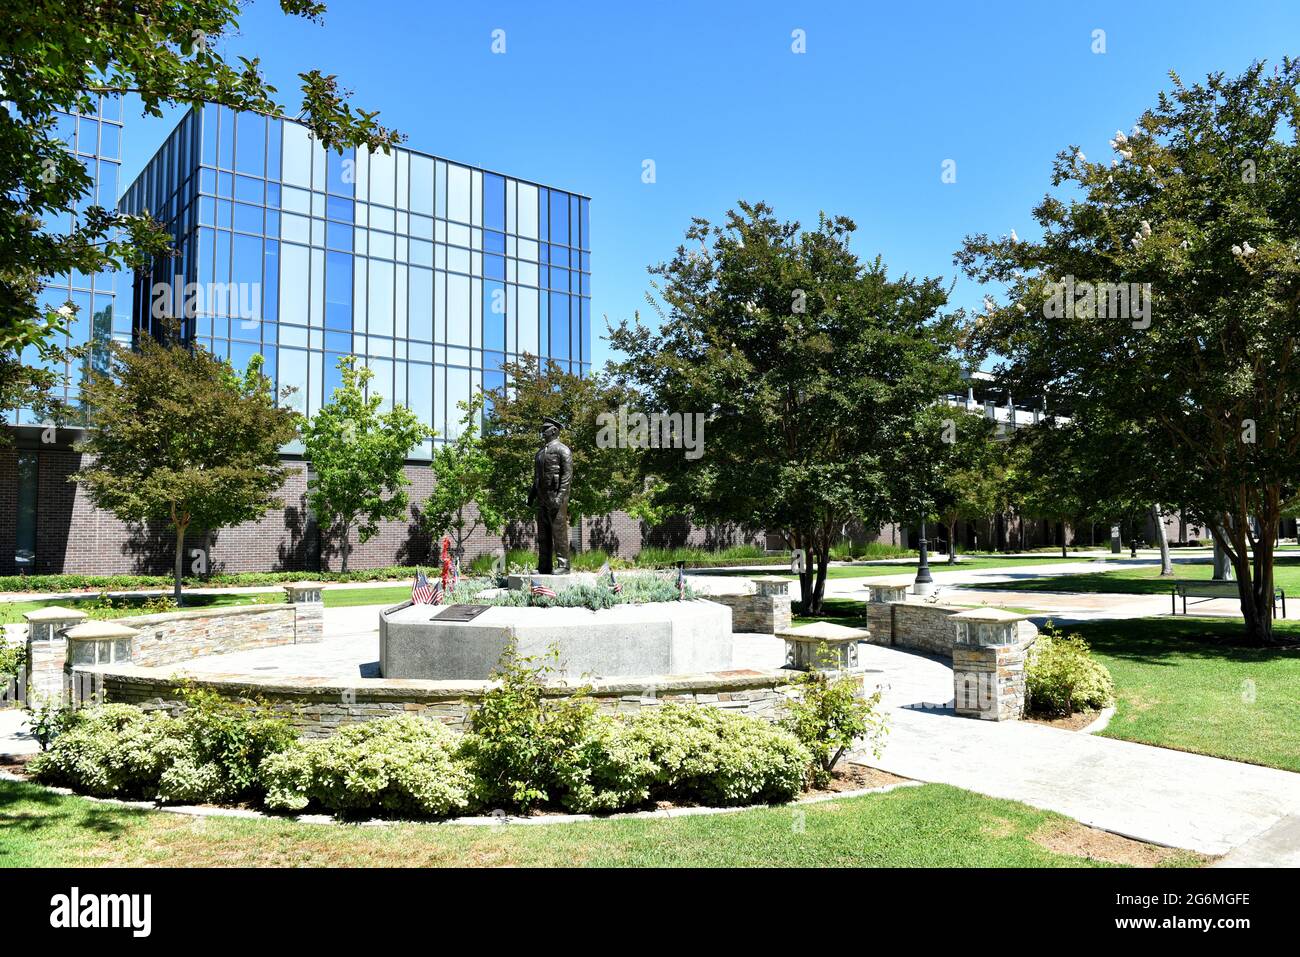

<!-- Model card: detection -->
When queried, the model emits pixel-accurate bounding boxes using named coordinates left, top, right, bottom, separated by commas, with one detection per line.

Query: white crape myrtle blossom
left=1232, top=241, right=1257, bottom=258
left=1075, top=148, right=1087, bottom=164
left=1009, top=229, right=1019, bottom=243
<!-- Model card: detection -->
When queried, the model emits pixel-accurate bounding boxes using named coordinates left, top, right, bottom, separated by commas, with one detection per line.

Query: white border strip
left=0, top=768, right=922, bottom=827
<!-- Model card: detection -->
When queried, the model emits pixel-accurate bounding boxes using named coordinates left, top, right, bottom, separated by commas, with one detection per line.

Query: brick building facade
left=0, top=439, right=763, bottom=577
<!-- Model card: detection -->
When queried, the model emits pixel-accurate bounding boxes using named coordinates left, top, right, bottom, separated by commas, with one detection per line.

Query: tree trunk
left=947, top=519, right=958, bottom=565
left=172, top=521, right=188, bottom=606
left=340, top=522, right=351, bottom=573
left=1212, top=531, right=1233, bottom=581
left=1059, top=520, right=1068, bottom=559
left=795, top=536, right=831, bottom=616
left=1152, top=503, right=1172, bottom=575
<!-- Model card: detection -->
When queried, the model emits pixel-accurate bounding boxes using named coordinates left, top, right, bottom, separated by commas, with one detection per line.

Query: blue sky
left=121, top=0, right=1300, bottom=371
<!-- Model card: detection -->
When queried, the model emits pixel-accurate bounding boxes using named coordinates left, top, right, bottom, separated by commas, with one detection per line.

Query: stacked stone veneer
left=709, top=577, right=793, bottom=634
left=951, top=612, right=1037, bottom=721
left=115, top=603, right=321, bottom=668
left=864, top=586, right=1038, bottom=721
left=21, top=593, right=323, bottom=703
left=865, top=599, right=970, bottom=656
left=91, top=667, right=869, bottom=739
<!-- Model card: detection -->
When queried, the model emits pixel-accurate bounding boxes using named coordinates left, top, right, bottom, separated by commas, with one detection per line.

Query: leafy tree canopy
left=73, top=330, right=299, bottom=600
left=609, top=201, right=963, bottom=612
left=2, top=0, right=401, bottom=433
left=957, top=60, right=1300, bottom=643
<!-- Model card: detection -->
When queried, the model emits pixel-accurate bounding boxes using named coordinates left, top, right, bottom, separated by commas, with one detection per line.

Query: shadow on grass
left=0, top=778, right=137, bottom=851
left=793, top=598, right=865, bottom=628
left=1067, top=617, right=1300, bottom=667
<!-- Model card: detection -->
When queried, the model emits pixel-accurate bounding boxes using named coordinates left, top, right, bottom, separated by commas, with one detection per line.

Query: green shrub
left=828, top=540, right=914, bottom=561
left=157, top=687, right=297, bottom=804
left=783, top=652, right=887, bottom=788
left=1026, top=625, right=1116, bottom=716
left=28, top=704, right=184, bottom=798
left=473, top=572, right=693, bottom=610
left=567, top=705, right=810, bottom=812
left=634, top=544, right=779, bottom=568
left=261, top=715, right=473, bottom=817
left=0, top=641, right=24, bottom=684
left=461, top=644, right=596, bottom=811
left=28, top=692, right=296, bottom=803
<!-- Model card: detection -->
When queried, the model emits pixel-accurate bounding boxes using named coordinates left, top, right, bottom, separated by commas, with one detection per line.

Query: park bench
left=1170, top=579, right=1286, bottom=618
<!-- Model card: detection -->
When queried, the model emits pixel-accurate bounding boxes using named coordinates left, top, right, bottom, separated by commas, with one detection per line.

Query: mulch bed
left=1025, top=710, right=1102, bottom=732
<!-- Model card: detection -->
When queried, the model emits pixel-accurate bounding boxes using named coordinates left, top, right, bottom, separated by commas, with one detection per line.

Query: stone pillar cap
left=949, top=608, right=1031, bottom=623
left=749, top=575, right=791, bottom=583
left=777, top=621, right=870, bottom=643
left=861, top=577, right=911, bottom=588
left=64, top=621, right=140, bottom=640
left=22, top=606, right=90, bottom=623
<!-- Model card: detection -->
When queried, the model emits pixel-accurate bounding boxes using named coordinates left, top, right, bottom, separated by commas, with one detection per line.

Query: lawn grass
left=1067, top=617, right=1300, bottom=772
left=0, top=587, right=410, bottom=624
left=0, top=777, right=1174, bottom=868
left=771, top=555, right=1093, bottom=582
left=970, top=555, right=1300, bottom=596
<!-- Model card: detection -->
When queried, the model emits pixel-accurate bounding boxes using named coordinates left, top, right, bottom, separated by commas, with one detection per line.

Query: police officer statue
left=528, top=416, right=573, bottom=574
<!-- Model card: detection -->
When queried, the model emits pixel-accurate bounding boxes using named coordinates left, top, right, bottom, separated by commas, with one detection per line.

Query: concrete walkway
left=848, top=643, right=1300, bottom=859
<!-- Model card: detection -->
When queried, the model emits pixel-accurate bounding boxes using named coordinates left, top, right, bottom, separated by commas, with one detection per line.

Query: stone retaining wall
left=866, top=601, right=969, bottom=656
left=90, top=665, right=868, bottom=738
left=114, top=604, right=319, bottom=667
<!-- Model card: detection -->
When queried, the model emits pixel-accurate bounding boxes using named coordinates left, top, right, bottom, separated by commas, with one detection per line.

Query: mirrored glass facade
left=10, top=95, right=127, bottom=426
left=119, top=106, right=592, bottom=457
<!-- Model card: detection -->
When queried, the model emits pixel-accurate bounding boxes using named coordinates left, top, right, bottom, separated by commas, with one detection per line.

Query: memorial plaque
left=433, top=604, right=491, bottom=623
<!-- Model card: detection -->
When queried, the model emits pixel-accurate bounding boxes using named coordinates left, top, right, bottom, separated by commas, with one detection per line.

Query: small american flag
left=600, top=561, right=623, bottom=594
left=530, top=576, right=557, bottom=598
left=412, top=569, right=438, bottom=605
left=450, top=557, right=461, bottom=589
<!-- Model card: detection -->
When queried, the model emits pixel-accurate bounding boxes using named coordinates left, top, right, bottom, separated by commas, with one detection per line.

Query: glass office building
left=119, top=105, right=592, bottom=457
left=10, top=95, right=128, bottom=427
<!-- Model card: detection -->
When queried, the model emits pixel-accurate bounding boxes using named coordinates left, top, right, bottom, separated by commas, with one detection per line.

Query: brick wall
left=1, top=446, right=764, bottom=576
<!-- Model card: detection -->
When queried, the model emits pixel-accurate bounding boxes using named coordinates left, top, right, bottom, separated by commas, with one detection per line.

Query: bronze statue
left=528, top=416, right=573, bottom=574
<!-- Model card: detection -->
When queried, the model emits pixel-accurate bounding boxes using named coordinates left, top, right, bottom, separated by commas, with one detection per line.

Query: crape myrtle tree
left=2, top=0, right=400, bottom=430
left=300, top=356, right=432, bottom=573
left=480, top=356, right=657, bottom=531
left=422, top=393, right=504, bottom=562
left=74, top=330, right=299, bottom=602
left=609, top=202, right=963, bottom=614
left=957, top=61, right=1300, bottom=644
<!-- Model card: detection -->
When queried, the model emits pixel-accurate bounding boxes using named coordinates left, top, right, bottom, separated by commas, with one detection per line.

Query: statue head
left=541, top=416, right=562, bottom=443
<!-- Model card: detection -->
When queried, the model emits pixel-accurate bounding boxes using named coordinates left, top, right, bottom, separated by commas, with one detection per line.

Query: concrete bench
left=1171, top=580, right=1286, bottom=618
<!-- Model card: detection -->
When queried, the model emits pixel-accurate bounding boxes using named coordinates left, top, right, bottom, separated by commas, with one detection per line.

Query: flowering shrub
left=566, top=705, right=810, bottom=812
left=460, top=645, right=597, bottom=811
left=783, top=653, right=886, bottom=788
left=261, top=714, right=473, bottom=817
left=29, top=692, right=295, bottom=803
left=28, top=704, right=183, bottom=798
left=157, top=688, right=297, bottom=804
left=1026, top=625, right=1116, bottom=716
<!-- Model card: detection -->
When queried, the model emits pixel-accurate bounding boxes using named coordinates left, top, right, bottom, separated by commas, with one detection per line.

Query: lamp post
left=913, top=516, right=935, bottom=595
